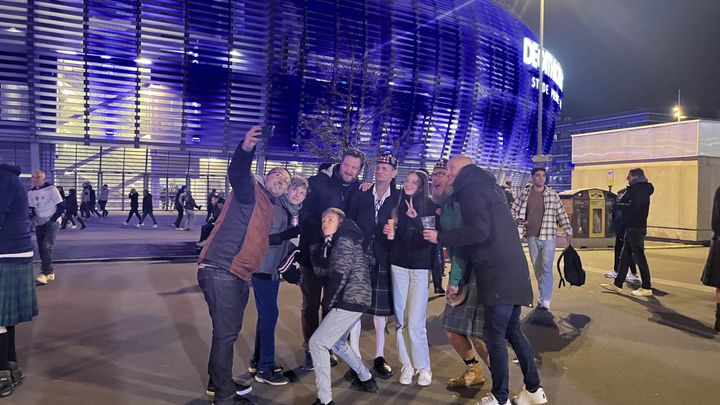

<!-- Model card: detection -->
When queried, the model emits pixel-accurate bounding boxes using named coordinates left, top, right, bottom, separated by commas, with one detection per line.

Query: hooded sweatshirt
left=619, top=177, right=654, bottom=230
left=0, top=164, right=33, bottom=256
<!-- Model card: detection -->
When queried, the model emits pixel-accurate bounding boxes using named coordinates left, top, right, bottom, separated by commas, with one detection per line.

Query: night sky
left=514, top=0, right=720, bottom=120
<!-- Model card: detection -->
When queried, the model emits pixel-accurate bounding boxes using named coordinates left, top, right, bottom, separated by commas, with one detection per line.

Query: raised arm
left=228, top=125, right=263, bottom=204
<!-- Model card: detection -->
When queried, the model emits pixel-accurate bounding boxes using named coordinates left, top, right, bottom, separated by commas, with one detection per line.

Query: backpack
left=556, top=245, right=586, bottom=288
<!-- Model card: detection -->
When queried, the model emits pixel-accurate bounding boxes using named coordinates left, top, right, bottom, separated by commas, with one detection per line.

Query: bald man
left=423, top=156, right=547, bottom=405
left=28, top=170, right=64, bottom=284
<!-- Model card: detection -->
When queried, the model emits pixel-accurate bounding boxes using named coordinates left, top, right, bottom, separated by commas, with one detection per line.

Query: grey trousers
left=309, top=308, right=372, bottom=404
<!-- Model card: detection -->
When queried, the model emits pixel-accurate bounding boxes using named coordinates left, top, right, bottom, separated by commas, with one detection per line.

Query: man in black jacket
left=298, top=149, right=365, bottom=370
left=602, top=168, right=655, bottom=297
left=424, top=156, right=546, bottom=405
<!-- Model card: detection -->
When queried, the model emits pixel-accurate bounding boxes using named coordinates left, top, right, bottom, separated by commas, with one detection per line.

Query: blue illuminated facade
left=0, top=0, right=562, bottom=205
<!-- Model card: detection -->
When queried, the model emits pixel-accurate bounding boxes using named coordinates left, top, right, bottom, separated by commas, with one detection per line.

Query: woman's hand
left=405, top=199, right=417, bottom=218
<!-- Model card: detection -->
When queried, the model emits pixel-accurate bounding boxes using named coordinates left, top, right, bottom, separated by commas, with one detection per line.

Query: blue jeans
left=252, top=275, right=280, bottom=374
left=527, top=237, right=557, bottom=304
left=197, top=266, right=250, bottom=401
left=483, top=305, right=540, bottom=403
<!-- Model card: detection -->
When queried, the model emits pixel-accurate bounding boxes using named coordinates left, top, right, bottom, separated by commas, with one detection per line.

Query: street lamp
left=672, top=88, right=686, bottom=122
left=532, top=0, right=552, bottom=166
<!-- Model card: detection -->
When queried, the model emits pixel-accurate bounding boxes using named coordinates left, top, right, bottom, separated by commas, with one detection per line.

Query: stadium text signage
left=523, top=37, right=564, bottom=91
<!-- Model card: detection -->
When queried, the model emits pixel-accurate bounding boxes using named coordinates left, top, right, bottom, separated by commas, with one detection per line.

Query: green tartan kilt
left=0, top=259, right=39, bottom=326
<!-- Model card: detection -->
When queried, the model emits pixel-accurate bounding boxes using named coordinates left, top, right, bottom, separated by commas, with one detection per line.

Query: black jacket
left=390, top=194, right=437, bottom=269
left=143, top=193, right=153, bottom=212
left=344, top=184, right=400, bottom=267
left=65, top=193, right=79, bottom=214
left=437, top=165, right=533, bottom=306
left=0, top=164, right=33, bottom=256
left=129, top=192, right=139, bottom=209
left=713, top=186, right=720, bottom=237
left=311, top=219, right=371, bottom=313
left=619, top=180, right=654, bottom=230
left=298, top=164, right=359, bottom=266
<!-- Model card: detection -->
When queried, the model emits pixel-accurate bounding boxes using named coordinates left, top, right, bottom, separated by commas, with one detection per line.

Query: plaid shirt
left=511, top=186, right=572, bottom=240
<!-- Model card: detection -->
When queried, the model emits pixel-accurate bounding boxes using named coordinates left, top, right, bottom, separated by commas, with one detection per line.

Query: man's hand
left=241, top=125, right=263, bottom=151
left=423, top=229, right=438, bottom=244
left=516, top=218, right=528, bottom=226
left=566, top=234, right=573, bottom=246
left=359, top=182, right=374, bottom=192
left=446, top=285, right=459, bottom=295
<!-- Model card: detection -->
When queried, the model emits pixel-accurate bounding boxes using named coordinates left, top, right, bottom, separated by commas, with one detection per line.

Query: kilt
left=442, top=273, right=484, bottom=337
left=0, top=258, right=39, bottom=326
left=367, top=263, right=394, bottom=316
left=701, top=237, right=720, bottom=288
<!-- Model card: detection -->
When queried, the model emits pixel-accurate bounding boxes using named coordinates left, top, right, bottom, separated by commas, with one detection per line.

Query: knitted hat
left=433, top=158, right=448, bottom=171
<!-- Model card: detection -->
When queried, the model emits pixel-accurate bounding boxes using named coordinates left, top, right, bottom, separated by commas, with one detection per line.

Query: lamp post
left=672, top=88, right=684, bottom=122
left=531, top=0, right=552, bottom=166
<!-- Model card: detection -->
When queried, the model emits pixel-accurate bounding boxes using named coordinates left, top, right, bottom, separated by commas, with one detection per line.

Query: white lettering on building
left=523, top=37, right=564, bottom=91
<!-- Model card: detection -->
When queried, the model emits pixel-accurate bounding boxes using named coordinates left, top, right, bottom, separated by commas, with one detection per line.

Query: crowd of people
left=1, top=124, right=719, bottom=403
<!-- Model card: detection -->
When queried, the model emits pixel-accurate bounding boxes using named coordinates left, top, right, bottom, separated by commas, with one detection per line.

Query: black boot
left=7, top=362, right=23, bottom=387
left=715, top=303, right=720, bottom=332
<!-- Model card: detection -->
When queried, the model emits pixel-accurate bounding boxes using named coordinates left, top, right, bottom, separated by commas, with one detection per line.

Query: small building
left=571, top=120, right=720, bottom=242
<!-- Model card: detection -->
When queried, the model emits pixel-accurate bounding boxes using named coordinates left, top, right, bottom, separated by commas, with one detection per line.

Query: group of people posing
left=195, top=126, right=555, bottom=405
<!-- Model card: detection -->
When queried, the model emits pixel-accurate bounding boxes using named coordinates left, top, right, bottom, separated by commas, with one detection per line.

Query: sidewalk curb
left=38, top=255, right=198, bottom=265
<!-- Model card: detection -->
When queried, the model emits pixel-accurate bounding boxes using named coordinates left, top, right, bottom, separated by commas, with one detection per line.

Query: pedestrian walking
left=123, top=188, right=141, bottom=226
left=424, top=155, right=547, bottom=405
left=28, top=170, right=64, bottom=285
left=197, top=125, right=290, bottom=404
left=80, top=184, right=91, bottom=218
left=385, top=170, right=436, bottom=386
left=309, top=208, right=378, bottom=405
left=0, top=163, right=39, bottom=398
left=601, top=168, right=655, bottom=297
left=180, top=190, right=201, bottom=231
left=88, top=184, right=101, bottom=217
left=511, top=167, right=573, bottom=310
left=60, top=188, right=85, bottom=230
left=173, top=185, right=186, bottom=229
left=701, top=185, right=720, bottom=332
left=138, top=189, right=158, bottom=228
left=99, top=184, right=109, bottom=217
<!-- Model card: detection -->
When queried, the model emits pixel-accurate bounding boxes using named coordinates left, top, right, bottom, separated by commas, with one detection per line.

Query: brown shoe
left=447, top=362, right=485, bottom=388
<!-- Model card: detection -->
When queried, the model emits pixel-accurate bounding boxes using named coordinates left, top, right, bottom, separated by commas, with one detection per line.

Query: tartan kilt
left=367, top=263, right=394, bottom=316
left=0, top=259, right=39, bottom=326
left=442, top=273, right=484, bottom=337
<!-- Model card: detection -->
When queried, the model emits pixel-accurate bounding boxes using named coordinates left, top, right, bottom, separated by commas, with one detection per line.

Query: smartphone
left=260, top=125, right=275, bottom=139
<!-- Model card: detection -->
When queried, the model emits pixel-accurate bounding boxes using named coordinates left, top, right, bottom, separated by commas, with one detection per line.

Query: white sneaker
left=600, top=283, right=623, bottom=293
left=139, top=222, right=145, bottom=227
left=513, top=387, right=548, bottom=405
left=417, top=369, right=432, bottom=386
left=399, top=364, right=414, bottom=385
left=123, top=222, right=128, bottom=226
left=70, top=225, right=77, bottom=229
left=135, top=224, right=141, bottom=228
left=152, top=224, right=158, bottom=229
left=631, top=288, right=653, bottom=297
left=537, top=300, right=551, bottom=310
left=604, top=270, right=618, bottom=278
left=36, top=274, right=49, bottom=285
left=477, top=394, right=510, bottom=405
left=626, top=274, right=640, bottom=283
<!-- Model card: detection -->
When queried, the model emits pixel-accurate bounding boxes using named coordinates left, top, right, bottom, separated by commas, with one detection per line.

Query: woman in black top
left=124, top=188, right=141, bottom=226
left=384, top=170, right=437, bottom=386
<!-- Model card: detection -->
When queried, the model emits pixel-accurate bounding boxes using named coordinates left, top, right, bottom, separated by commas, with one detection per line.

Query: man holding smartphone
left=197, top=125, right=291, bottom=405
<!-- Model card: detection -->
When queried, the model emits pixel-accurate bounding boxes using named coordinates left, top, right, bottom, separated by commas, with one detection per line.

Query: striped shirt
left=511, top=186, right=572, bottom=240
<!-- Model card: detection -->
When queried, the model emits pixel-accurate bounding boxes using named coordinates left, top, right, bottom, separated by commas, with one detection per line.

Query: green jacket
left=439, top=194, right=468, bottom=287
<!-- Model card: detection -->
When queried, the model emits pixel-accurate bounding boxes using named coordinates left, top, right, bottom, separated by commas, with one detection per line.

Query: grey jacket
left=311, top=219, right=371, bottom=313
left=256, top=194, right=301, bottom=279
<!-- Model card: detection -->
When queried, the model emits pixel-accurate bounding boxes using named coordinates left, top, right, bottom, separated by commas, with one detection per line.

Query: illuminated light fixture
left=191, top=136, right=200, bottom=142
left=5, top=27, right=21, bottom=33
left=135, top=57, right=152, bottom=65
left=57, top=50, right=78, bottom=55
left=100, top=55, right=112, bottom=60
left=230, top=50, right=242, bottom=57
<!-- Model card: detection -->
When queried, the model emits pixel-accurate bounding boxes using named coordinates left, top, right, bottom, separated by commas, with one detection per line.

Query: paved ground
left=14, top=225, right=720, bottom=405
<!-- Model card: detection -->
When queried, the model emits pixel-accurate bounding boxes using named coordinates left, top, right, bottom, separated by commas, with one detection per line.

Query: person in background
left=60, top=188, right=85, bottom=230
left=28, top=170, right=64, bottom=285
left=88, top=184, right=101, bottom=218
left=99, top=184, right=110, bottom=217
left=138, top=189, right=158, bottom=228
left=429, top=159, right=450, bottom=295
left=0, top=163, right=39, bottom=398
left=123, top=188, right=142, bottom=226
left=701, top=185, right=720, bottom=332
left=197, top=196, right=224, bottom=249
left=605, top=187, right=639, bottom=282
left=206, top=188, right=218, bottom=222
left=80, top=183, right=91, bottom=218
left=174, top=185, right=186, bottom=230
left=502, top=181, right=515, bottom=208
left=181, top=190, right=201, bottom=231
left=309, top=208, right=378, bottom=405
